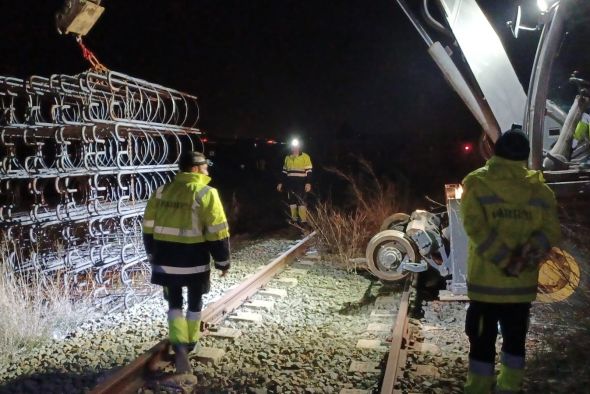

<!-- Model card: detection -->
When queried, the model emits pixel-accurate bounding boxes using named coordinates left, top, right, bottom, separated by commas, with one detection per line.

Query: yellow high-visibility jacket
left=143, top=172, right=230, bottom=288
left=574, top=113, right=590, bottom=141
left=282, top=152, right=313, bottom=184
left=461, top=156, right=560, bottom=303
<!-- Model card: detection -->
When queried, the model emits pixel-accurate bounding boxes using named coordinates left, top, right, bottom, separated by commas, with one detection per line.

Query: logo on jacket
left=491, top=208, right=532, bottom=221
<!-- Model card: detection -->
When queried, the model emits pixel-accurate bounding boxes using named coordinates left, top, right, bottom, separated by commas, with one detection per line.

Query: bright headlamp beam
left=537, top=0, right=549, bottom=12
left=290, top=138, right=300, bottom=148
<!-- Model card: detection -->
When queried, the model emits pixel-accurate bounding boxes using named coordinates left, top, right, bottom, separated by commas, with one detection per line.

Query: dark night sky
left=0, top=1, right=509, bottom=137
left=0, top=1, right=544, bottom=192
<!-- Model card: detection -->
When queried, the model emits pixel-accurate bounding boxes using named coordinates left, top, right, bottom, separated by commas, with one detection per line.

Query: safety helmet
left=179, top=151, right=213, bottom=171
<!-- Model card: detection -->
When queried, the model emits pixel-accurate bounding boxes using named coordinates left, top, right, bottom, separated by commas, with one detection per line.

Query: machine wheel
left=380, top=213, right=411, bottom=231
left=366, top=230, right=415, bottom=282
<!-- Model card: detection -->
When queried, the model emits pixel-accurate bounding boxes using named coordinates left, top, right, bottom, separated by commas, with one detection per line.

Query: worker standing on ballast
left=460, top=129, right=560, bottom=394
left=143, top=151, right=230, bottom=375
left=277, top=138, right=313, bottom=225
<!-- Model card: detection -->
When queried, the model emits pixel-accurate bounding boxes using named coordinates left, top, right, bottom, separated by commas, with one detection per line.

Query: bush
left=0, top=254, right=90, bottom=365
left=307, top=158, right=404, bottom=270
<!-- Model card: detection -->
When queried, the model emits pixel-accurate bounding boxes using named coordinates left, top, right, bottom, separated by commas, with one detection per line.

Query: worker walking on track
left=143, top=151, right=230, bottom=374
left=276, top=138, right=313, bottom=225
left=460, top=129, right=560, bottom=394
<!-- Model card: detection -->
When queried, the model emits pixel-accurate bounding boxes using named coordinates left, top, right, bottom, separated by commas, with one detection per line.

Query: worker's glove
left=304, top=183, right=311, bottom=193
left=504, top=242, right=546, bottom=277
left=276, top=183, right=283, bottom=192
left=220, top=269, right=229, bottom=277
left=504, top=252, right=526, bottom=277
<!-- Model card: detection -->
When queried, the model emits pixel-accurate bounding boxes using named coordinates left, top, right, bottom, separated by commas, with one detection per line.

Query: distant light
left=201, top=137, right=208, bottom=143
left=267, top=139, right=276, bottom=145
left=537, top=0, right=548, bottom=12
left=462, top=143, right=473, bottom=153
left=290, top=138, right=300, bottom=148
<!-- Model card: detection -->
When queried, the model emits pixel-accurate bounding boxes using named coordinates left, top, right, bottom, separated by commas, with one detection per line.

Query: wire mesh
left=0, top=70, right=201, bottom=309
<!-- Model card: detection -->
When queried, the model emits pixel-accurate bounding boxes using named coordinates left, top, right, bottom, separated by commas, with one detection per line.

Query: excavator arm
left=397, top=0, right=590, bottom=195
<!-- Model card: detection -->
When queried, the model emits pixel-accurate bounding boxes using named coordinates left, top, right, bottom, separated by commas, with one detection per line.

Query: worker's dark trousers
left=165, top=284, right=204, bottom=312
left=465, top=301, right=531, bottom=363
left=286, top=186, right=307, bottom=206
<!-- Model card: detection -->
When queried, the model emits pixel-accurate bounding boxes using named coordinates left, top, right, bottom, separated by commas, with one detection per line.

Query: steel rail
left=380, top=278, right=412, bottom=394
left=90, top=232, right=316, bottom=394
left=201, top=231, right=315, bottom=324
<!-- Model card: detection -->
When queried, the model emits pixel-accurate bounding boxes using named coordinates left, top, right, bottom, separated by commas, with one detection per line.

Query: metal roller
left=366, top=230, right=414, bottom=282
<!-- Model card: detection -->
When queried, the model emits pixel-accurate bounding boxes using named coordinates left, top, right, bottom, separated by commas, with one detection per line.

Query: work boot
left=410, top=305, right=425, bottom=319
left=289, top=204, right=298, bottom=223
left=168, top=309, right=189, bottom=344
left=496, top=353, right=525, bottom=393
left=186, top=313, right=201, bottom=354
left=173, top=344, right=192, bottom=374
left=297, top=205, right=308, bottom=223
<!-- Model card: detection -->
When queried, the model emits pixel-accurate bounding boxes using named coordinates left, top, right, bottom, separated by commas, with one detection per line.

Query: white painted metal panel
left=447, top=197, right=467, bottom=295
left=439, top=0, right=527, bottom=133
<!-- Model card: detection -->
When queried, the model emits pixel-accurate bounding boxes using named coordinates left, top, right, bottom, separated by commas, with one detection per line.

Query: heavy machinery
left=366, top=0, right=585, bottom=298
left=367, top=184, right=468, bottom=293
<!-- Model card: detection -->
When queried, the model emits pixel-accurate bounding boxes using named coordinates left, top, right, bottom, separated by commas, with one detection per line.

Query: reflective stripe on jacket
left=282, top=152, right=312, bottom=183
left=143, top=172, right=230, bottom=287
left=460, top=156, right=560, bottom=303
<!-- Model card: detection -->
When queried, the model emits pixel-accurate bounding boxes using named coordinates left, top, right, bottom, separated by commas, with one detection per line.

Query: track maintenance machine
left=366, top=0, right=586, bottom=301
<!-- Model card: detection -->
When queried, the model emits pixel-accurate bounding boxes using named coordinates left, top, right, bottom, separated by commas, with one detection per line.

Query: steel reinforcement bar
left=0, top=70, right=201, bottom=308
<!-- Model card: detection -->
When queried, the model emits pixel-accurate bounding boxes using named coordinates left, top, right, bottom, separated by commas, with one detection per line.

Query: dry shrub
left=306, top=202, right=368, bottom=271
left=307, top=158, right=404, bottom=270
left=0, top=252, right=91, bottom=365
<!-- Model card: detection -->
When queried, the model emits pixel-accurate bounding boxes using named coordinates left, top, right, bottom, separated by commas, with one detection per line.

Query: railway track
left=91, top=233, right=316, bottom=394
left=89, top=232, right=414, bottom=394
left=380, top=279, right=412, bottom=394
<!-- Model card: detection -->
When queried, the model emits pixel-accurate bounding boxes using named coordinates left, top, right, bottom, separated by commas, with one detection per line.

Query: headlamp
left=195, top=159, right=214, bottom=167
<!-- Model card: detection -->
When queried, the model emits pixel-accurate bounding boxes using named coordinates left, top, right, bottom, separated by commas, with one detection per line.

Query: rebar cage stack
left=0, top=70, right=200, bottom=309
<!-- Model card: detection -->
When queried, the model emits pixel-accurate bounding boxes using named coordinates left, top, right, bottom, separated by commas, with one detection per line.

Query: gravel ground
left=0, top=238, right=406, bottom=394
left=6, top=236, right=584, bottom=394
left=0, top=238, right=299, bottom=394
left=524, top=241, right=590, bottom=394
left=397, top=299, right=468, bottom=394
left=158, top=257, right=406, bottom=393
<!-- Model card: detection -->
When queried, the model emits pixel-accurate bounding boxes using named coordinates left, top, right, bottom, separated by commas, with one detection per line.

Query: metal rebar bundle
left=0, top=70, right=201, bottom=308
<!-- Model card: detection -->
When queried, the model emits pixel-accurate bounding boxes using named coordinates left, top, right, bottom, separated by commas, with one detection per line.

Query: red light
left=462, top=143, right=473, bottom=152
left=201, top=138, right=208, bottom=143
left=267, top=139, right=276, bottom=144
